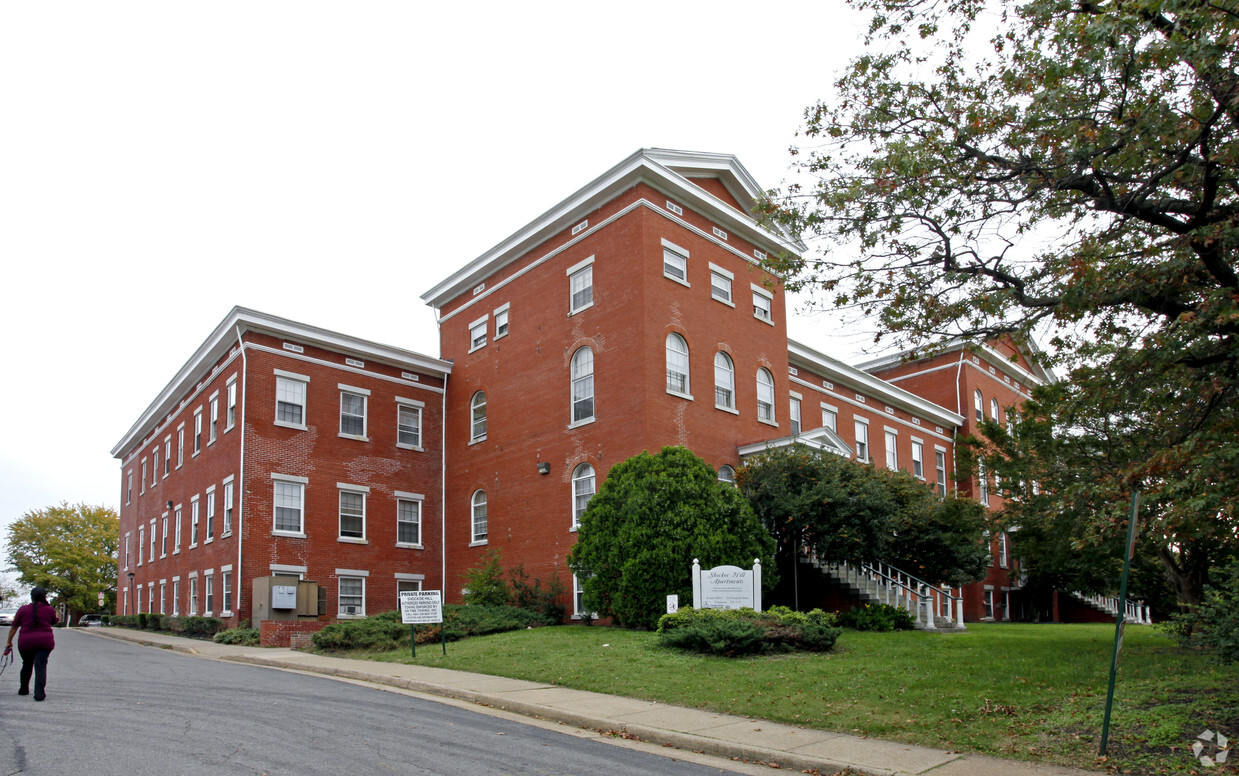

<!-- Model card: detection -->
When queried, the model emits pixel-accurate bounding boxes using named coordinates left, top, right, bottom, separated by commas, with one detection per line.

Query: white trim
left=337, top=383, right=371, bottom=396
left=566, top=255, right=595, bottom=275
left=394, top=572, right=425, bottom=581
left=337, top=482, right=371, bottom=493
left=271, top=473, right=309, bottom=484
left=395, top=396, right=425, bottom=408
left=274, top=368, right=311, bottom=382
left=394, top=490, right=426, bottom=500
left=270, top=564, right=307, bottom=575
left=335, top=568, right=370, bottom=577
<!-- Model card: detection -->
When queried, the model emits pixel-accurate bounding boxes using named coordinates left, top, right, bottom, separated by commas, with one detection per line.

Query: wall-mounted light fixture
left=537, top=462, right=550, bottom=475
left=167, top=500, right=174, bottom=511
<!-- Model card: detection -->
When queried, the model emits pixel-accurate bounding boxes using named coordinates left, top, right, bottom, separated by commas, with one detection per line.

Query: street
left=0, top=630, right=751, bottom=776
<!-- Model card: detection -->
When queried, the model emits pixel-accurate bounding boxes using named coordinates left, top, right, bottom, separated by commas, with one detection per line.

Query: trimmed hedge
left=106, top=614, right=223, bottom=638
left=312, top=605, right=553, bottom=652
left=656, top=606, right=841, bottom=656
left=213, top=627, right=261, bottom=646
left=839, top=603, right=916, bottom=632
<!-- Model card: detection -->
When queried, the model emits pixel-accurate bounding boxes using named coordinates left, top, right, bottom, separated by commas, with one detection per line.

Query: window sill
left=274, top=420, right=308, bottom=431
left=189, top=543, right=198, bottom=550
left=469, top=539, right=488, bottom=547
left=753, top=314, right=775, bottom=326
left=494, top=331, right=507, bottom=341
left=714, top=404, right=738, bottom=415
left=568, top=302, right=594, bottom=317
left=664, top=273, right=690, bottom=288
left=568, top=417, right=595, bottom=430
left=224, top=424, right=235, bottom=434
left=468, top=344, right=487, bottom=354
left=469, top=436, right=487, bottom=446
left=712, top=295, right=735, bottom=307
left=666, top=390, right=694, bottom=401
left=758, top=418, right=779, bottom=428
left=273, top=531, right=307, bottom=539
left=338, top=433, right=369, bottom=442
left=221, top=610, right=234, bottom=618
left=338, top=537, right=368, bottom=544
left=173, top=549, right=180, bottom=555
left=395, top=543, right=424, bottom=550
left=396, top=443, right=424, bottom=452
left=221, top=531, right=232, bottom=539
left=204, top=538, right=214, bottom=545
left=337, top=613, right=366, bottom=620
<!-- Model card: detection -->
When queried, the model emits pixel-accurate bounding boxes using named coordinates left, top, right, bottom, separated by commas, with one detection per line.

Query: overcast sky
left=0, top=1, right=880, bottom=552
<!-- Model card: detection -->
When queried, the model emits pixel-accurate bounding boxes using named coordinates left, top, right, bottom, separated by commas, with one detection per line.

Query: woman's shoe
left=17, top=688, right=29, bottom=696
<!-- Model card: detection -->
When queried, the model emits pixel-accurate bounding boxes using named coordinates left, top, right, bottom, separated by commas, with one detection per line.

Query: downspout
left=234, top=325, right=247, bottom=620
left=952, top=350, right=966, bottom=498
left=440, top=370, right=448, bottom=599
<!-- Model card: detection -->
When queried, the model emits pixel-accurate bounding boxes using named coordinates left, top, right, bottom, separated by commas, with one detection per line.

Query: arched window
left=471, top=392, right=487, bottom=441
left=571, top=347, right=595, bottom=423
left=571, top=463, right=595, bottom=528
left=974, top=389, right=984, bottom=423
left=756, top=368, right=774, bottom=422
left=990, top=397, right=1000, bottom=421
left=713, top=352, right=735, bottom=409
left=471, top=490, right=488, bottom=543
left=717, top=465, right=736, bottom=485
left=666, top=333, right=690, bottom=395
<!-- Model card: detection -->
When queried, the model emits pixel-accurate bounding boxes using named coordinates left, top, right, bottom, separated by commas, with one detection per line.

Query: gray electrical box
left=252, top=576, right=320, bottom=622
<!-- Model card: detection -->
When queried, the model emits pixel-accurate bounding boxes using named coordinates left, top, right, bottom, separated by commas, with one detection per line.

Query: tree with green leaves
left=5, top=503, right=118, bottom=615
left=760, top=0, right=1238, bottom=608
left=567, top=447, right=776, bottom=630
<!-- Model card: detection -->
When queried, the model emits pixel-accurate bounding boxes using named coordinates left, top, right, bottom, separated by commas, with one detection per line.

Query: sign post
left=400, top=590, right=445, bottom=658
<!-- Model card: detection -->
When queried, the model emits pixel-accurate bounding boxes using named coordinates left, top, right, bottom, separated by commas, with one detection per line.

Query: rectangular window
left=339, top=576, right=365, bottom=617
left=189, top=575, right=199, bottom=616
left=136, top=586, right=141, bottom=614
left=275, top=373, right=308, bottom=427
left=172, top=579, right=180, bottom=616
left=709, top=264, right=733, bottom=304
left=126, top=472, right=133, bottom=505
left=494, top=304, right=509, bottom=339
left=397, top=402, right=422, bottom=448
left=138, top=525, right=144, bottom=565
left=396, top=578, right=422, bottom=607
left=273, top=477, right=306, bottom=534
left=979, top=459, right=990, bottom=506
left=855, top=420, right=869, bottom=462
left=163, top=438, right=171, bottom=477
left=151, top=451, right=159, bottom=485
left=209, top=397, right=219, bottom=444
left=124, top=532, right=131, bottom=570
left=663, top=241, right=688, bottom=283
left=790, top=397, right=802, bottom=435
left=204, top=572, right=214, bottom=615
left=339, top=489, right=366, bottom=540
left=221, top=570, right=233, bottom=615
left=149, top=519, right=156, bottom=561
left=469, top=317, right=488, bottom=351
left=936, top=449, right=948, bottom=497
left=205, top=487, right=216, bottom=541
left=223, top=479, right=235, bottom=535
left=226, top=378, right=238, bottom=430
left=193, top=409, right=203, bottom=454
left=141, top=459, right=147, bottom=493
left=339, top=391, right=366, bottom=438
left=822, top=405, right=838, bottom=432
left=568, top=259, right=593, bottom=314
left=912, top=440, right=925, bottom=479
left=999, top=532, right=1009, bottom=568
left=190, top=497, right=200, bottom=547
left=160, top=514, right=168, bottom=557
left=177, top=426, right=185, bottom=468
left=983, top=589, right=995, bottom=619
left=397, top=498, right=421, bottom=546
left=752, top=286, right=773, bottom=322
left=174, top=507, right=182, bottom=551
left=885, top=429, right=898, bottom=470
left=159, top=582, right=166, bottom=615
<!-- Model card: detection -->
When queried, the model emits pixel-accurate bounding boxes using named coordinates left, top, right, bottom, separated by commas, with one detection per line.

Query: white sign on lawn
left=399, top=590, right=443, bottom=625
left=691, top=558, right=762, bottom=611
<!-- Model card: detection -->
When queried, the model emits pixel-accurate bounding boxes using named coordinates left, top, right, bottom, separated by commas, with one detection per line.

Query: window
left=397, top=497, right=422, bottom=546
left=663, top=240, right=688, bottom=283
left=471, top=490, right=488, bottom=543
left=999, top=532, right=1009, bottom=568
left=223, top=478, right=234, bottom=535
left=210, top=397, right=219, bottom=444
left=163, top=438, right=171, bottom=477
left=573, top=574, right=595, bottom=619
left=273, top=476, right=306, bottom=535
left=160, top=513, right=168, bottom=557
left=138, top=525, right=144, bottom=565
left=710, top=264, right=733, bottom=304
left=983, top=588, right=995, bottom=619
left=974, top=389, right=984, bottom=423
left=136, top=585, right=141, bottom=614
left=912, top=440, right=925, bottom=479
left=885, top=430, right=898, bottom=470
left=855, top=419, right=870, bottom=462
left=151, top=451, right=159, bottom=485
left=397, top=402, right=422, bottom=448
left=149, top=519, right=156, bottom=561
left=568, top=259, right=593, bottom=314
left=205, top=487, right=215, bottom=541
left=177, top=426, right=185, bottom=468
left=141, top=459, right=147, bottom=493
left=172, top=578, right=180, bottom=616
left=571, top=347, right=594, bottom=423
left=936, top=449, right=948, bottom=496
left=666, top=334, right=690, bottom=396
left=124, top=532, right=131, bottom=570
left=752, top=286, right=773, bottom=322
left=718, top=465, right=736, bottom=485
left=160, top=582, right=166, bottom=615
left=979, top=458, right=989, bottom=506
left=790, top=397, right=802, bottom=435
left=339, top=489, right=366, bottom=540
left=189, top=575, right=199, bottom=616
left=338, top=576, right=365, bottom=617
left=822, top=405, right=837, bottom=432
left=226, top=377, right=237, bottom=430
left=221, top=570, right=233, bottom=615
left=194, top=409, right=203, bottom=454
left=190, top=497, right=200, bottom=547
left=990, top=397, right=1000, bottom=421
left=276, top=373, right=308, bottom=427
left=174, top=506, right=182, bottom=551
left=494, top=304, right=509, bottom=339
left=572, top=464, right=595, bottom=529
left=396, top=578, right=422, bottom=606
left=126, top=472, right=133, bottom=505
left=468, top=316, right=488, bottom=351
left=714, top=352, right=735, bottom=409
left=204, top=571, right=214, bottom=615
left=756, top=368, right=775, bottom=423
left=470, top=392, right=487, bottom=442
left=339, top=387, right=367, bottom=438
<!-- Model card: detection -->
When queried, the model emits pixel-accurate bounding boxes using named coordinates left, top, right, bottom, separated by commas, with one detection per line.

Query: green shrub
left=110, top=614, right=139, bottom=628
left=463, top=549, right=511, bottom=607
left=213, top=627, right=261, bottom=646
left=509, top=565, right=568, bottom=623
left=1166, top=561, right=1239, bottom=663
left=656, top=607, right=842, bottom=655
left=840, top=603, right=916, bottom=632
left=314, top=617, right=410, bottom=651
left=660, top=618, right=767, bottom=656
left=312, top=605, right=552, bottom=651
left=176, top=616, right=223, bottom=637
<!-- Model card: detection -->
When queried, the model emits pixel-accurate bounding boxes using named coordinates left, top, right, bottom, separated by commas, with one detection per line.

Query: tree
left=6, top=503, right=119, bottom=614
left=882, top=468, right=992, bottom=588
left=760, top=0, right=1238, bottom=607
left=567, top=447, right=776, bottom=630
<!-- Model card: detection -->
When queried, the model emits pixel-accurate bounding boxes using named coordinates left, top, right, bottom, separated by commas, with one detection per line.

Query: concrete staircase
left=803, top=555, right=967, bottom=631
left=1070, top=592, right=1153, bottom=624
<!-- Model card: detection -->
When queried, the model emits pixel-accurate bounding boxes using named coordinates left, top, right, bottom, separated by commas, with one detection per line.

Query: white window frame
left=974, top=389, right=984, bottom=423
left=163, top=436, right=171, bottom=477
left=718, top=464, right=736, bottom=484
left=571, top=463, right=595, bottom=530
left=159, top=581, right=166, bottom=615
left=173, top=505, right=182, bottom=553
left=821, top=403, right=838, bottom=432
left=188, top=573, right=199, bottom=616
left=149, top=518, right=156, bottom=561
left=222, top=476, right=235, bottom=536
left=126, top=471, right=133, bottom=505
left=999, top=532, right=1009, bottom=568
left=666, top=333, right=691, bottom=398
left=911, top=439, right=925, bottom=479
left=935, top=447, right=948, bottom=497
left=396, top=398, right=424, bottom=450
left=572, top=574, right=595, bottom=620
left=396, top=575, right=424, bottom=608
left=714, top=352, right=736, bottom=411
left=138, top=524, right=144, bottom=565
left=570, top=346, right=595, bottom=425
left=709, top=263, right=734, bottom=305
left=141, top=458, right=147, bottom=493
left=151, top=449, right=159, bottom=485
left=338, top=573, right=367, bottom=618
left=272, top=474, right=308, bottom=537
left=567, top=257, right=594, bottom=315
left=790, top=395, right=802, bottom=435
left=338, top=484, right=368, bottom=542
left=395, top=492, right=423, bottom=548
left=468, top=315, right=488, bottom=352
left=275, top=370, right=309, bottom=430
left=172, top=577, right=180, bottom=616
left=160, top=512, right=168, bottom=558
left=494, top=303, right=510, bottom=339
left=990, top=397, right=1000, bottom=421
left=855, top=418, right=870, bottom=462
left=885, top=428, right=899, bottom=471
left=220, top=566, right=233, bottom=616
left=209, top=394, right=219, bottom=444
left=339, top=384, right=369, bottom=440
left=193, top=408, right=203, bottom=455
left=203, top=570, right=215, bottom=616
left=176, top=424, right=185, bottom=469
left=190, top=495, right=200, bottom=548
left=470, top=391, right=487, bottom=443
left=752, top=284, right=774, bottom=324
left=756, top=368, right=775, bottom=424
left=979, top=458, right=990, bottom=506
left=205, top=485, right=216, bottom=542
left=662, top=239, right=689, bottom=285
left=471, top=490, right=488, bottom=545
left=226, top=375, right=238, bottom=431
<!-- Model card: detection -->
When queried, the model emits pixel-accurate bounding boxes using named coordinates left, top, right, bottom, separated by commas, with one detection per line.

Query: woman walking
left=4, top=587, right=58, bottom=701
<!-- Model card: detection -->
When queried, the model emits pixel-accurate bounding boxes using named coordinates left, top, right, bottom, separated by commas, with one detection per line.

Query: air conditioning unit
left=344, top=605, right=357, bottom=615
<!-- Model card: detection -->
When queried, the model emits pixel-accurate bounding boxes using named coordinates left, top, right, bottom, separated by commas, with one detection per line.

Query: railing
left=818, top=558, right=966, bottom=630
left=1074, top=592, right=1152, bottom=624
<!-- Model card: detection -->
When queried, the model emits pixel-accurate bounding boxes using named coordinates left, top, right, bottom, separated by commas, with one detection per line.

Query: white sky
left=0, top=1, right=879, bottom=552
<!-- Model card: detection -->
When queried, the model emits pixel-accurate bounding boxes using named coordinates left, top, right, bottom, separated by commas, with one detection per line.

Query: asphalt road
left=0, top=630, right=751, bottom=776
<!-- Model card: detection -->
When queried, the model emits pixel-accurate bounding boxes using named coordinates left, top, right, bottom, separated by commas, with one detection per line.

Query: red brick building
left=114, top=149, right=1058, bottom=630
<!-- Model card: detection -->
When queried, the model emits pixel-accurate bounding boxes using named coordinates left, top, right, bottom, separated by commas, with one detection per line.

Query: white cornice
left=788, top=339, right=964, bottom=428
left=856, top=337, right=1056, bottom=386
left=111, top=306, right=451, bottom=459
left=420, top=148, right=804, bottom=309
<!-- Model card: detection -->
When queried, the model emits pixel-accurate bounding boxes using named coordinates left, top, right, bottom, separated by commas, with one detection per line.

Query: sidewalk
left=86, top=627, right=1093, bottom=776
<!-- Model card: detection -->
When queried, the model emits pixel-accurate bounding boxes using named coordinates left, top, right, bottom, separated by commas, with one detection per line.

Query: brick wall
left=260, top=618, right=329, bottom=648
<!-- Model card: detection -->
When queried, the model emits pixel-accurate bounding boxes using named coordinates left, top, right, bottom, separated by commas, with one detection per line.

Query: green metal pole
left=441, top=621, right=447, bottom=655
left=1099, top=490, right=1140, bottom=756
left=410, top=624, right=416, bottom=658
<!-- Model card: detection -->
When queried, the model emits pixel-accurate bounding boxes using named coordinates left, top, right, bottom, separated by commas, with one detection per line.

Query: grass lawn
left=351, top=622, right=1239, bottom=775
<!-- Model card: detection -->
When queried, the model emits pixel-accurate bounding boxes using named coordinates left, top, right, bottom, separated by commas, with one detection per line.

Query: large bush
left=312, top=605, right=551, bottom=651
left=656, top=606, right=841, bottom=656
left=1167, top=561, right=1239, bottom=663
left=568, top=447, right=777, bottom=630
left=839, top=603, right=916, bottom=632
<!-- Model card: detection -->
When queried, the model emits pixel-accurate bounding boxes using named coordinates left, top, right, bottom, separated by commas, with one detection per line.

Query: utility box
left=253, top=576, right=320, bottom=621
